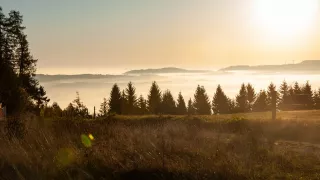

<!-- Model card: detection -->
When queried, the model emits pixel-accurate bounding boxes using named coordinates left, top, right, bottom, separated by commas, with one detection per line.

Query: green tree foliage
left=193, top=85, right=211, bottom=115
left=212, top=85, right=230, bottom=114
left=236, top=83, right=248, bottom=113
left=161, top=90, right=176, bottom=114
left=147, top=81, right=162, bottom=114
left=187, top=98, right=195, bottom=115
left=246, top=83, right=256, bottom=111
left=99, top=98, right=108, bottom=117
left=267, top=82, right=279, bottom=110
left=253, top=90, right=268, bottom=112
left=302, top=81, right=313, bottom=109
left=137, top=95, right=148, bottom=115
left=0, top=7, right=48, bottom=115
left=108, top=84, right=121, bottom=114
left=176, top=92, right=187, bottom=115
left=125, top=82, right=137, bottom=114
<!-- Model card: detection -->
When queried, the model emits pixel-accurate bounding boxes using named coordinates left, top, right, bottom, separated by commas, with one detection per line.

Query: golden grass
left=0, top=111, right=320, bottom=179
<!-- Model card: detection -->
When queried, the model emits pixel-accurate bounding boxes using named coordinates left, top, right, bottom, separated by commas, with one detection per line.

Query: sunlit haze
left=2, top=0, right=320, bottom=74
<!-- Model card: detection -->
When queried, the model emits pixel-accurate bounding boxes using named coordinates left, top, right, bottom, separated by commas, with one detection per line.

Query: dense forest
left=0, top=7, right=48, bottom=116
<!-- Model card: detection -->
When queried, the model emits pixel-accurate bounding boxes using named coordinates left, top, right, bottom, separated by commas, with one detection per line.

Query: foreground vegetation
left=1, top=111, right=320, bottom=179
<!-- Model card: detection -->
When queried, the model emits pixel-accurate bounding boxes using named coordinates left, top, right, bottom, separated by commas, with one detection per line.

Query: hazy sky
left=2, top=0, right=320, bottom=74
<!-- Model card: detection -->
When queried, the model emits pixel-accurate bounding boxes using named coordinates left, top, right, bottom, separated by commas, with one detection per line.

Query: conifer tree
left=187, top=98, right=195, bottom=115
left=120, top=90, right=128, bottom=115
left=161, top=90, right=176, bottom=114
left=279, top=80, right=291, bottom=109
left=125, top=82, right=137, bottom=114
left=212, top=85, right=229, bottom=114
left=246, top=83, right=256, bottom=111
left=228, top=98, right=236, bottom=113
left=193, top=85, right=211, bottom=115
left=253, top=90, right=268, bottom=112
left=137, top=95, right=148, bottom=114
left=99, top=97, right=108, bottom=117
left=176, top=92, right=187, bottom=115
left=267, top=82, right=279, bottom=110
left=314, top=89, right=320, bottom=109
left=147, top=81, right=162, bottom=114
left=72, top=92, right=88, bottom=117
left=108, top=84, right=121, bottom=114
left=302, top=81, right=313, bottom=108
left=236, top=83, right=248, bottom=113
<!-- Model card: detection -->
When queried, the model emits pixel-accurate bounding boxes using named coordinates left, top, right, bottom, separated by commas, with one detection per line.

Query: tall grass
left=0, top=114, right=320, bottom=179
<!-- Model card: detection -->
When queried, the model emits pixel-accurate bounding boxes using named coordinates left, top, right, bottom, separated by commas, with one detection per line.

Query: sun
left=253, top=0, right=319, bottom=39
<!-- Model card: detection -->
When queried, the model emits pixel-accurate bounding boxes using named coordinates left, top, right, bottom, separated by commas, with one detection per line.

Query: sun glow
left=253, top=0, right=319, bottom=40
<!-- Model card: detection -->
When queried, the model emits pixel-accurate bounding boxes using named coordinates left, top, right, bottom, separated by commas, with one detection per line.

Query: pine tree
left=193, top=85, right=211, bottom=115
left=279, top=80, right=291, bottom=109
left=137, top=95, right=148, bottom=114
left=314, top=89, right=320, bottom=109
left=267, top=82, right=279, bottom=110
left=120, top=90, right=128, bottom=115
left=187, top=98, right=195, bottom=115
left=236, top=83, right=248, bottom=113
left=72, top=92, right=88, bottom=117
left=99, top=97, right=108, bottom=117
left=246, top=83, right=256, bottom=111
left=125, top=82, right=137, bottom=114
left=161, top=90, right=176, bottom=114
left=301, top=81, right=313, bottom=109
left=108, top=84, right=121, bottom=114
left=253, top=90, right=268, bottom=112
left=147, top=81, right=162, bottom=114
left=64, top=103, right=75, bottom=117
left=228, top=98, right=236, bottom=113
left=176, top=92, right=187, bottom=115
left=212, top=85, right=230, bottom=114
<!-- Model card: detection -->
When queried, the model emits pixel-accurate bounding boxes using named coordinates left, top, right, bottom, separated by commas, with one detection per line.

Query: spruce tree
left=161, top=90, right=176, bottom=114
left=72, top=92, right=88, bottom=117
left=246, top=83, right=256, bottom=111
left=137, top=95, right=148, bottom=115
left=253, top=90, right=268, bottom=112
left=176, top=92, right=187, bottom=115
left=302, top=81, right=313, bottom=109
left=314, top=89, right=320, bottom=109
left=267, top=82, right=279, bottom=110
left=187, top=98, right=195, bottom=115
left=125, top=82, right=137, bottom=114
left=279, top=80, right=291, bottom=109
left=120, top=90, right=128, bottom=114
left=147, top=81, right=162, bottom=114
left=108, top=84, right=121, bottom=114
left=193, top=85, right=211, bottom=115
left=212, top=85, right=229, bottom=114
left=236, top=83, right=248, bottom=113
left=99, top=98, right=108, bottom=117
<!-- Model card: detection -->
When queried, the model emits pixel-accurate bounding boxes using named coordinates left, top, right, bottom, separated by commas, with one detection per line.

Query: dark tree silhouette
left=125, top=82, right=137, bottom=114
left=246, top=83, right=256, bottom=112
left=279, top=80, right=291, bottom=109
left=161, top=90, right=176, bottom=114
left=99, top=98, right=108, bottom=117
left=187, top=98, right=195, bottom=115
left=236, top=83, right=248, bottom=113
left=193, top=85, right=211, bottom=115
left=137, top=95, right=148, bottom=115
left=253, top=90, right=268, bottom=112
left=302, top=81, right=313, bottom=109
left=267, top=82, right=279, bottom=110
left=72, top=92, right=88, bottom=117
left=147, top=81, right=162, bottom=114
left=120, top=90, right=128, bottom=115
left=314, top=89, right=320, bottom=109
left=176, top=92, right=187, bottom=115
left=212, top=85, right=230, bottom=114
left=108, top=84, right=121, bottom=114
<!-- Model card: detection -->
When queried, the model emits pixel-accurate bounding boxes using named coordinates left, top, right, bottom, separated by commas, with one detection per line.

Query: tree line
left=43, top=80, right=320, bottom=118
left=0, top=7, right=49, bottom=115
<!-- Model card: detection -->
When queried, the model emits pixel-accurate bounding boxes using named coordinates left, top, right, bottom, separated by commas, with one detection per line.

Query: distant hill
left=219, top=60, right=320, bottom=72
left=36, top=74, right=126, bottom=82
left=124, top=67, right=210, bottom=74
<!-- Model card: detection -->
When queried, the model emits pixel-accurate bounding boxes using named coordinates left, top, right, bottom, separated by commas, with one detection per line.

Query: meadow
left=0, top=110, right=320, bottom=179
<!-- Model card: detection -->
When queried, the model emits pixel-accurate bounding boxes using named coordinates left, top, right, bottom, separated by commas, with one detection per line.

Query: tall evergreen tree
left=176, top=92, right=187, bottom=115
left=212, top=85, right=230, bottom=114
left=236, top=83, right=248, bottom=113
left=125, top=82, right=137, bottom=114
left=253, top=90, right=268, bottom=112
left=302, top=81, right=313, bottom=109
left=147, top=81, right=162, bottom=114
left=108, top=84, right=121, bottom=114
left=314, top=89, right=320, bottom=109
left=120, top=90, right=128, bottom=115
left=72, top=92, right=88, bottom=117
left=161, top=90, right=176, bottom=114
left=246, top=83, right=256, bottom=111
left=99, top=97, right=108, bottom=117
left=137, top=95, right=148, bottom=115
left=193, top=85, right=211, bottom=115
left=187, top=98, right=195, bottom=115
left=279, top=80, right=291, bottom=109
left=267, top=82, right=279, bottom=110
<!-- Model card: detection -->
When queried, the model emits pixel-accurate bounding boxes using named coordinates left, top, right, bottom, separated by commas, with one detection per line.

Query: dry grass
left=0, top=111, right=320, bottom=179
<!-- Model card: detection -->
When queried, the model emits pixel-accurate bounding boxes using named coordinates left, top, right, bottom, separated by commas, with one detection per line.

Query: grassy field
left=0, top=110, right=320, bottom=179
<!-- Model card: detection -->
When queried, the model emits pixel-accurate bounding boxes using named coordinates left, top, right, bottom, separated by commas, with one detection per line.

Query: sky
left=2, top=0, right=320, bottom=74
